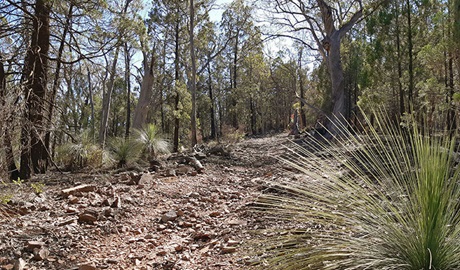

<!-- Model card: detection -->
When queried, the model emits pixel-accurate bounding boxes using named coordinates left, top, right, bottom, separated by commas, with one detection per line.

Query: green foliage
left=0, top=194, right=12, bottom=204
left=134, top=123, right=171, bottom=159
left=12, top=177, right=23, bottom=186
left=30, top=182, right=45, bottom=195
left=56, top=131, right=106, bottom=170
left=251, top=110, right=460, bottom=269
left=107, top=137, right=143, bottom=168
left=221, top=125, right=246, bottom=143
left=453, top=92, right=460, bottom=103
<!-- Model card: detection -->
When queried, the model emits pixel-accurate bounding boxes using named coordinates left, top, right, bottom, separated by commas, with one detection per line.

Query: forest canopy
left=0, top=0, right=459, bottom=179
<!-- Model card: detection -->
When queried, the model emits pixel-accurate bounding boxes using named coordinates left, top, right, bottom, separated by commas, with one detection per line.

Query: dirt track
left=0, top=134, right=291, bottom=270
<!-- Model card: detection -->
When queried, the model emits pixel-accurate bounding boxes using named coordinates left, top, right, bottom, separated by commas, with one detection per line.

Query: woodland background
left=1, top=0, right=460, bottom=180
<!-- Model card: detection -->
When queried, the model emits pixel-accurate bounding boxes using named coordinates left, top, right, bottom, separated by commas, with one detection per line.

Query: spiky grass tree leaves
left=56, top=130, right=106, bottom=170
left=252, top=112, right=460, bottom=269
left=133, top=124, right=171, bottom=159
left=107, top=137, right=143, bottom=168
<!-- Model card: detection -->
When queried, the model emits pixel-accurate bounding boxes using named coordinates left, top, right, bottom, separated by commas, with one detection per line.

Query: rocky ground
left=0, top=134, right=293, bottom=270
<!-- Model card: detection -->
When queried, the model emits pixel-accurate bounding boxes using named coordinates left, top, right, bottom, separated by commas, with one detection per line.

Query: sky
left=209, top=0, right=232, bottom=22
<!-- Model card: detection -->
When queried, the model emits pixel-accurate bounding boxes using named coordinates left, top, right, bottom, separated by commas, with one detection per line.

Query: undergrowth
left=251, top=111, right=460, bottom=269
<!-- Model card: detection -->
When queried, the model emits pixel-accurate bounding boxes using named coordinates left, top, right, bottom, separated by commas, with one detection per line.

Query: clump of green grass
left=107, top=137, right=144, bottom=168
left=133, top=124, right=171, bottom=159
left=56, top=130, right=106, bottom=170
left=252, top=111, right=460, bottom=269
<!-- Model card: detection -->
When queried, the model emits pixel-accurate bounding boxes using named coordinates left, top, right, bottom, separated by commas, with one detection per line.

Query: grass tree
left=107, top=137, right=143, bottom=168
left=252, top=111, right=460, bottom=269
left=56, top=130, right=106, bottom=170
left=134, top=123, right=171, bottom=160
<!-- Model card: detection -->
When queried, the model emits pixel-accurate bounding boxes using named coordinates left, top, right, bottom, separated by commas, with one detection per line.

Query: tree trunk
left=1, top=57, right=19, bottom=180
left=316, top=0, right=362, bottom=136
left=395, top=1, right=405, bottom=116
left=453, top=0, right=460, bottom=130
left=132, top=51, right=155, bottom=129
left=250, top=97, right=257, bottom=134
left=173, top=16, right=181, bottom=152
left=189, top=0, right=198, bottom=147
left=231, top=33, right=239, bottom=128
left=298, top=48, right=307, bottom=128
left=84, top=67, right=95, bottom=142
left=98, top=0, right=131, bottom=144
left=99, top=46, right=120, bottom=146
left=207, top=56, right=217, bottom=139
left=406, top=0, right=414, bottom=108
left=124, top=43, right=132, bottom=137
left=44, top=3, right=73, bottom=166
left=20, top=0, right=51, bottom=178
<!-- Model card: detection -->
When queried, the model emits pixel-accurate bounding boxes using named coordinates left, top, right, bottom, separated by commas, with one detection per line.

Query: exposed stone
left=78, top=264, right=97, bottom=270
left=164, top=169, right=176, bottom=177
left=12, top=258, right=26, bottom=270
left=68, top=195, right=79, bottom=204
left=128, top=172, right=142, bottom=185
left=185, top=157, right=204, bottom=173
left=174, top=244, right=183, bottom=252
left=33, top=247, right=49, bottom=261
left=156, top=250, right=167, bottom=256
left=209, top=211, right=221, bottom=217
left=176, top=165, right=192, bottom=175
left=111, top=196, right=121, bottom=208
left=138, top=173, right=153, bottom=185
left=193, top=152, right=207, bottom=160
left=161, top=210, right=178, bottom=223
left=61, top=185, right=96, bottom=198
left=221, top=246, right=237, bottom=254
left=25, top=241, right=45, bottom=252
left=226, top=219, right=247, bottom=226
left=226, top=240, right=239, bottom=246
left=106, top=258, right=119, bottom=264
left=78, top=210, right=98, bottom=224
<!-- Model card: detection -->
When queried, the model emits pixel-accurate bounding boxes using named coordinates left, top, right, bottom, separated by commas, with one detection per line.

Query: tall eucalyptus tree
left=266, top=0, right=364, bottom=135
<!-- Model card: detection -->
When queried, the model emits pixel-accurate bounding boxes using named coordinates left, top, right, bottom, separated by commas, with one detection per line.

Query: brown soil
left=0, top=134, right=292, bottom=270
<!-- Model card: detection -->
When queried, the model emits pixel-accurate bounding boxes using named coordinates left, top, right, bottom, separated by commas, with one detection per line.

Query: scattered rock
left=226, top=219, right=247, bottom=226
left=221, top=246, right=237, bottom=254
left=206, top=145, right=231, bottom=157
left=68, top=195, right=79, bottom=204
left=61, top=185, right=96, bottom=198
left=12, top=258, right=26, bottom=270
left=194, top=152, right=207, bottom=160
left=78, top=210, right=98, bottom=224
left=163, top=169, right=176, bottom=177
left=128, top=172, right=142, bottom=185
left=33, top=247, right=49, bottom=261
left=161, top=210, right=178, bottom=223
left=138, top=173, right=154, bottom=185
left=174, top=244, right=183, bottom=252
left=57, top=217, right=77, bottom=226
left=185, top=157, right=204, bottom=173
left=193, top=231, right=212, bottom=241
left=156, top=250, right=167, bottom=256
left=106, top=258, right=119, bottom=264
left=111, top=196, right=121, bottom=208
left=226, top=240, right=239, bottom=246
left=78, top=263, right=97, bottom=270
left=25, top=241, right=44, bottom=251
left=2, top=264, right=14, bottom=270
left=209, top=211, right=221, bottom=217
